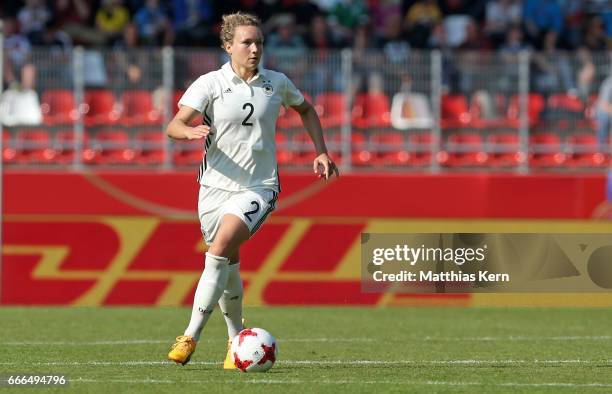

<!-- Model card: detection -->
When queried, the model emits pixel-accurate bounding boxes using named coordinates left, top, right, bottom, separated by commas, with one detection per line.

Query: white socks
left=218, top=263, right=244, bottom=340
left=184, top=252, right=229, bottom=341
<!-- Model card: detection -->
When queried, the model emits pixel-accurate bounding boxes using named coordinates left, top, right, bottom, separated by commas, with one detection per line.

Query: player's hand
left=184, top=125, right=213, bottom=140
left=313, top=153, right=339, bottom=180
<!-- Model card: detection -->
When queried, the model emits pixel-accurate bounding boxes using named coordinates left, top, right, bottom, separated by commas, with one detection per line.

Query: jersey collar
left=222, top=62, right=266, bottom=84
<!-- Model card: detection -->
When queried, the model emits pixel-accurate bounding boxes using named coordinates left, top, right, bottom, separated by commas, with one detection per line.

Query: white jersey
left=178, top=62, right=304, bottom=192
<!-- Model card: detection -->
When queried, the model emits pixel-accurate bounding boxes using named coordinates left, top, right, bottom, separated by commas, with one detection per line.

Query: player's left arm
left=292, top=99, right=340, bottom=179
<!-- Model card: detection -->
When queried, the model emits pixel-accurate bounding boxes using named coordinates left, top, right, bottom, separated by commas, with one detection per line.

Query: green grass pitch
left=0, top=307, right=611, bottom=393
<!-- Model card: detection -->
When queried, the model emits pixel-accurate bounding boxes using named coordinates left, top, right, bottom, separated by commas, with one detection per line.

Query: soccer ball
left=231, top=328, right=277, bottom=372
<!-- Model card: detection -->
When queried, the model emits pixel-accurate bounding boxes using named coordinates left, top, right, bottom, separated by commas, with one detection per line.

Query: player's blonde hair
left=220, top=12, right=262, bottom=48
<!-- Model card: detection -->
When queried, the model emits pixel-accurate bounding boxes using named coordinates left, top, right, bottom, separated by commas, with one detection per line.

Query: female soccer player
left=166, top=12, right=338, bottom=367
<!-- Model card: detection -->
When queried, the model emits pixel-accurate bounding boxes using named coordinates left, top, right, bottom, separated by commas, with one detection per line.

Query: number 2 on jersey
left=242, top=103, right=254, bottom=126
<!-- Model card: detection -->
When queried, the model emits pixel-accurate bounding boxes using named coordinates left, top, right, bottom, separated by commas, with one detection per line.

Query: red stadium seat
left=14, top=129, right=55, bottom=163
left=277, top=105, right=303, bottom=130
left=408, top=133, right=435, bottom=166
left=441, top=94, right=471, bottom=129
left=2, top=130, right=16, bottom=163
left=88, top=130, right=134, bottom=164
left=275, top=133, right=293, bottom=165
left=371, top=132, right=410, bottom=166
left=120, top=90, right=162, bottom=126
left=291, top=132, right=316, bottom=165
left=315, top=92, right=346, bottom=128
left=441, top=132, right=487, bottom=166
left=134, top=131, right=165, bottom=165
left=173, top=139, right=205, bottom=166
left=41, top=89, right=77, bottom=125
left=529, top=132, right=565, bottom=167
left=352, top=93, right=392, bottom=129
left=487, top=133, right=523, bottom=167
left=84, top=90, right=120, bottom=126
left=507, top=93, right=545, bottom=127
left=351, top=131, right=372, bottom=166
left=566, top=133, right=607, bottom=167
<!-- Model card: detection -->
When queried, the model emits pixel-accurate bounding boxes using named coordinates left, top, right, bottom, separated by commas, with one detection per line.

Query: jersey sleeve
left=178, top=74, right=214, bottom=113
left=282, top=74, right=305, bottom=108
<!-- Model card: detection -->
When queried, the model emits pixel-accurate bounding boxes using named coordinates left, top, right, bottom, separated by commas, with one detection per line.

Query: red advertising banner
left=1, top=171, right=609, bottom=305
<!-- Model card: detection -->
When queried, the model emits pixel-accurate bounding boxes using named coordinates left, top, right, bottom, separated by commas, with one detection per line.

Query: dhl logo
left=4, top=216, right=612, bottom=307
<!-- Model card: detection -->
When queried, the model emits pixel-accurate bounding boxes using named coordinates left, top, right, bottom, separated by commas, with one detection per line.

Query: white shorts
left=198, top=186, right=278, bottom=245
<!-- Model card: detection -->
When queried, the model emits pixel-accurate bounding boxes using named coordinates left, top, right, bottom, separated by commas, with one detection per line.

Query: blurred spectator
left=304, top=13, right=344, bottom=49
left=390, top=75, right=433, bottom=130
left=596, top=71, right=612, bottom=149
left=458, top=17, right=486, bottom=50
left=283, top=0, right=323, bottom=35
left=266, top=14, right=307, bottom=74
left=498, top=25, right=530, bottom=92
left=443, top=14, right=471, bottom=48
left=133, top=0, right=173, bottom=46
left=327, top=0, right=369, bottom=43
left=38, top=19, right=73, bottom=89
left=427, top=22, right=461, bottom=93
left=95, top=0, right=131, bottom=45
left=369, top=0, right=402, bottom=39
left=303, top=13, right=344, bottom=95
left=523, top=0, right=563, bottom=45
left=484, top=0, right=522, bottom=49
left=351, top=25, right=385, bottom=100
left=583, top=15, right=607, bottom=51
left=17, top=0, right=51, bottom=44
left=0, top=18, right=41, bottom=126
left=560, top=0, right=586, bottom=49
left=380, top=13, right=410, bottom=65
left=2, top=18, right=36, bottom=91
left=53, top=0, right=106, bottom=46
left=172, top=0, right=215, bottom=47
left=404, top=0, right=442, bottom=48
left=575, top=46, right=595, bottom=102
left=532, top=30, right=574, bottom=96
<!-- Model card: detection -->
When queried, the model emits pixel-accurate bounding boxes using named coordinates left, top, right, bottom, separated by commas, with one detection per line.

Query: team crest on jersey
left=262, top=82, right=274, bottom=97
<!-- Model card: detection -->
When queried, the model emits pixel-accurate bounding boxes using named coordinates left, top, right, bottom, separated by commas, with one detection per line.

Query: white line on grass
left=0, top=338, right=375, bottom=346
left=1, top=336, right=608, bottom=346
left=423, top=336, right=612, bottom=341
left=68, top=378, right=612, bottom=388
left=0, top=359, right=610, bottom=367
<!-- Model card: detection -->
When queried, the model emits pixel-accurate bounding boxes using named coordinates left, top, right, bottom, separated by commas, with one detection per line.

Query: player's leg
left=168, top=214, right=249, bottom=365
left=220, top=249, right=244, bottom=369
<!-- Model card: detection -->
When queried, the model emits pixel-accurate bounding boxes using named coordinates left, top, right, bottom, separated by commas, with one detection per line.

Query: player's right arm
left=166, top=105, right=213, bottom=140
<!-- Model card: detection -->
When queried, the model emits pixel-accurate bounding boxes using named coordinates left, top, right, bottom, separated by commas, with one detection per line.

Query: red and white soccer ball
left=231, top=328, right=277, bottom=372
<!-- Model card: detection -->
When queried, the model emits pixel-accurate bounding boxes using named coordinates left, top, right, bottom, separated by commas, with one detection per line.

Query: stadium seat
left=441, top=94, right=471, bottom=129
left=441, top=132, right=487, bottom=166
left=54, top=130, right=79, bottom=164
left=88, top=130, right=134, bottom=164
left=277, top=105, right=303, bottom=130
left=41, top=89, right=77, bottom=125
left=275, top=132, right=293, bottom=165
left=2, top=130, right=16, bottom=163
left=487, top=133, right=523, bottom=167
left=351, top=131, right=372, bottom=166
left=133, top=131, right=165, bottom=165
left=291, top=132, right=316, bottom=165
left=120, top=90, right=162, bottom=126
left=84, top=90, right=120, bottom=127
left=566, top=133, right=607, bottom=167
left=14, top=129, right=55, bottom=163
left=408, top=132, right=435, bottom=166
left=529, top=132, right=565, bottom=167
left=173, top=138, right=205, bottom=166
left=507, top=93, right=545, bottom=128
left=315, top=92, right=346, bottom=128
left=352, top=92, right=392, bottom=130
left=371, top=132, right=410, bottom=166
